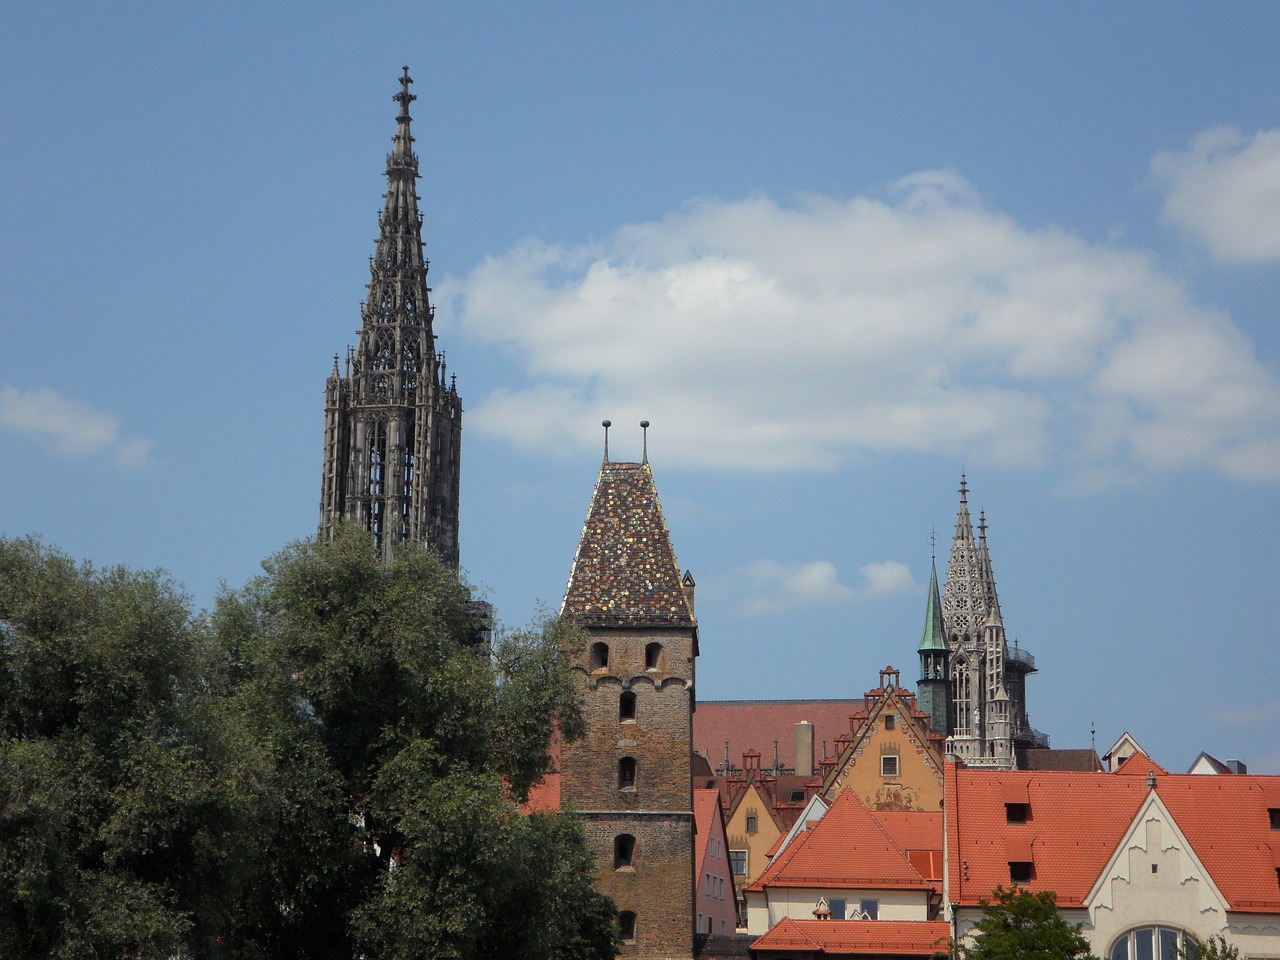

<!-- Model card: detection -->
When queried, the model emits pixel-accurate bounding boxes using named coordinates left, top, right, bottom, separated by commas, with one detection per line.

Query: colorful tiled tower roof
left=561, top=457, right=695, bottom=629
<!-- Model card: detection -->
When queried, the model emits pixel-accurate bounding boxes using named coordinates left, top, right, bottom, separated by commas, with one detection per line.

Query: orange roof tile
left=522, top=772, right=561, bottom=813
left=750, top=789, right=931, bottom=892
left=1113, top=751, right=1168, bottom=777
left=945, top=762, right=1280, bottom=913
left=695, top=787, right=721, bottom=879
left=751, top=918, right=950, bottom=956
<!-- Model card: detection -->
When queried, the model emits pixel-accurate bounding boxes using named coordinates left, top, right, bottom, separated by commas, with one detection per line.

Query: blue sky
left=3, top=3, right=1279, bottom=772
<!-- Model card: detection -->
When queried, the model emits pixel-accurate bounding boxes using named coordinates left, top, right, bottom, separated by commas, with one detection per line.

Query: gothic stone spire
left=319, top=68, right=463, bottom=566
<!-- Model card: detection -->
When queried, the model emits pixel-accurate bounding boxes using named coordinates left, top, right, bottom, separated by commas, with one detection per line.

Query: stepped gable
left=561, top=460, right=694, bottom=629
left=749, top=788, right=932, bottom=892
left=751, top=917, right=950, bottom=956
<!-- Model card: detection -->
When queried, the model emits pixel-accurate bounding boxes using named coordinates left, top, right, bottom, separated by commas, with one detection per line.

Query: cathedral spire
left=319, top=69, right=463, bottom=567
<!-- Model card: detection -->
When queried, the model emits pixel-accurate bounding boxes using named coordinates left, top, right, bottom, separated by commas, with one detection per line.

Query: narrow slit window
left=618, top=756, right=636, bottom=789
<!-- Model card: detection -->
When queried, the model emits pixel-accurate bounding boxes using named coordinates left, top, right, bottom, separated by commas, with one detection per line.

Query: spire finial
left=978, top=510, right=988, bottom=540
left=395, top=66, right=415, bottom=120
left=930, top=526, right=937, bottom=562
left=640, top=419, right=650, bottom=464
left=959, top=473, right=968, bottom=503
left=602, top=419, right=612, bottom=464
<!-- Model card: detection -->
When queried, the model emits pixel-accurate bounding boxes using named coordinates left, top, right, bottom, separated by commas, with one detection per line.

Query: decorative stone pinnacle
left=395, top=65, right=416, bottom=117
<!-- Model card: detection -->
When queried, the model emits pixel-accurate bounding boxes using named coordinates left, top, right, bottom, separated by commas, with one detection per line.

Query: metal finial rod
left=602, top=420, right=612, bottom=464
left=930, top=526, right=937, bottom=562
left=640, top=419, right=650, bottom=464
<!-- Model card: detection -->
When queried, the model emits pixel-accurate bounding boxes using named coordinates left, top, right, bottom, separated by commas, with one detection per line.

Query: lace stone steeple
left=939, top=476, right=1044, bottom=768
left=319, top=68, right=462, bottom=566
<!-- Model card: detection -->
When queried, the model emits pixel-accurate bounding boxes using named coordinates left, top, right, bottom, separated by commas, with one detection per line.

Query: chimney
left=1226, top=759, right=1247, bottom=774
left=795, top=721, right=815, bottom=778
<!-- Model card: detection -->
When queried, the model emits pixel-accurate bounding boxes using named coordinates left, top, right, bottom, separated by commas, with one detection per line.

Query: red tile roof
left=695, top=700, right=865, bottom=774
left=750, top=918, right=950, bottom=956
left=522, top=772, right=561, bottom=813
left=750, top=789, right=932, bottom=893
left=1113, top=751, right=1168, bottom=777
left=695, top=787, right=722, bottom=879
left=562, top=461, right=694, bottom=628
left=945, top=762, right=1280, bottom=913
left=870, top=811, right=942, bottom=863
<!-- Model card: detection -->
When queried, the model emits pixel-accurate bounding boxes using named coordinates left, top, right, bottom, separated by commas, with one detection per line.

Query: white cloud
left=443, top=172, right=1280, bottom=483
left=0, top=385, right=153, bottom=467
left=1153, top=125, right=1280, bottom=262
left=733, top=557, right=914, bottom=616
left=858, top=560, right=916, bottom=599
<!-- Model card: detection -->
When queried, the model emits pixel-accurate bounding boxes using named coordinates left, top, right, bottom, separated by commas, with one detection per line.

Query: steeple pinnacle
left=919, top=559, right=947, bottom=652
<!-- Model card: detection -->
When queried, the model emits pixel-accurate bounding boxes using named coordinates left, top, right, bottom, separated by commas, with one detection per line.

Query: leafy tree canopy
left=0, top=529, right=615, bottom=960
left=956, top=886, right=1101, bottom=960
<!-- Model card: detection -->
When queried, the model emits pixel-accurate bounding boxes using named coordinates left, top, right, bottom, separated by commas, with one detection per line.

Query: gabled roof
left=750, top=918, right=950, bottom=957
left=749, top=789, right=932, bottom=893
left=945, top=762, right=1280, bottom=913
left=695, top=787, right=724, bottom=880
left=561, top=461, right=694, bottom=629
left=1113, top=750, right=1168, bottom=777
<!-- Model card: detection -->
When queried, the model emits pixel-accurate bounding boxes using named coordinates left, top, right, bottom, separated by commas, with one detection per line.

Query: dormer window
left=1009, top=861, right=1033, bottom=883
left=645, top=642, right=662, bottom=670
left=589, top=642, right=609, bottom=671
left=1006, top=803, right=1029, bottom=823
left=1269, top=808, right=1280, bottom=830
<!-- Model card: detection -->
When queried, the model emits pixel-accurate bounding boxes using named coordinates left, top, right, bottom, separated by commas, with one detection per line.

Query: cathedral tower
left=939, top=476, right=1045, bottom=768
left=560, top=422, right=698, bottom=960
left=319, top=68, right=463, bottom=566
left=916, top=556, right=950, bottom=738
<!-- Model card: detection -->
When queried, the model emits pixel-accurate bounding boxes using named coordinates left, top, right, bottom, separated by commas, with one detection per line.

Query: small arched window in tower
left=645, top=642, right=662, bottom=670
left=619, top=691, right=636, bottom=722
left=618, top=756, right=637, bottom=790
left=614, top=834, right=636, bottom=870
left=618, top=911, right=637, bottom=943
left=589, top=642, right=609, bottom=671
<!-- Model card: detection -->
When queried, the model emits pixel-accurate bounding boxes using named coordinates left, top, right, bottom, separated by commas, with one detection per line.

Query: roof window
left=1009, top=860, right=1033, bottom=883
left=1006, top=802, right=1029, bottom=823
left=1269, top=807, right=1280, bottom=830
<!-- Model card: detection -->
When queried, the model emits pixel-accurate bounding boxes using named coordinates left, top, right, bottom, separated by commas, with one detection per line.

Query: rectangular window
left=1006, top=802, right=1029, bottom=823
left=729, top=849, right=747, bottom=876
left=859, top=899, right=879, bottom=920
left=1269, top=808, right=1280, bottom=830
left=1009, top=861, right=1033, bottom=883
left=881, top=755, right=899, bottom=776
left=884, top=715, right=895, bottom=730
left=829, top=898, right=847, bottom=920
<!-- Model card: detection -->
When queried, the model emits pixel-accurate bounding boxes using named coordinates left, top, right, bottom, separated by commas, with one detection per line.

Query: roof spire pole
left=601, top=419, right=611, bottom=464
left=640, top=419, right=650, bottom=464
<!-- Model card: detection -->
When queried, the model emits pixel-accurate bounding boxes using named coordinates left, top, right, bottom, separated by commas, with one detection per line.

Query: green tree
left=955, top=886, right=1101, bottom=960
left=0, top=530, right=615, bottom=960
left=1183, top=934, right=1241, bottom=960
left=215, top=525, right=616, bottom=959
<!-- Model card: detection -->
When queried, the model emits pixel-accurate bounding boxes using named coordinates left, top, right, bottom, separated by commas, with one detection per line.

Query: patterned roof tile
left=751, top=918, right=950, bottom=956
left=561, top=461, right=694, bottom=628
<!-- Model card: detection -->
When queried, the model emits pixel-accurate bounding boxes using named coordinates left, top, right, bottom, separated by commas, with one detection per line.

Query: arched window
left=614, top=834, right=636, bottom=869
left=619, top=691, right=637, bottom=722
left=1110, top=926, right=1192, bottom=960
left=589, top=641, right=609, bottom=671
left=618, top=756, right=636, bottom=789
left=645, top=642, right=662, bottom=669
left=618, top=912, right=637, bottom=943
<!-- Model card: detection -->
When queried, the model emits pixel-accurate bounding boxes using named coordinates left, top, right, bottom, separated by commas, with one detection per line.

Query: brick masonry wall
left=561, top=625, right=698, bottom=959
left=583, top=813, right=695, bottom=960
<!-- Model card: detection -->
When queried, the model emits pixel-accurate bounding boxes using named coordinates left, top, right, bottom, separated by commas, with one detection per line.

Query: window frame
left=881, top=754, right=899, bottom=777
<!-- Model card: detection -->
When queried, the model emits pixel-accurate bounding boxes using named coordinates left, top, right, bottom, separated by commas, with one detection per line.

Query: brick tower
left=560, top=421, right=698, bottom=960
left=319, top=68, right=463, bottom=566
